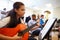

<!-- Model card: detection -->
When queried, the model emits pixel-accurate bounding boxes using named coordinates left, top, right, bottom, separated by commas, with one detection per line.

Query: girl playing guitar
left=0, top=2, right=29, bottom=40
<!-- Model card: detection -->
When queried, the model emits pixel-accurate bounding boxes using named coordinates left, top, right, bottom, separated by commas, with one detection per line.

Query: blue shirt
left=40, top=18, right=44, bottom=25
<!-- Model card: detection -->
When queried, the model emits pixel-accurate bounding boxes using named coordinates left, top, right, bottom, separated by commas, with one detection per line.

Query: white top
left=28, top=19, right=41, bottom=33
left=0, top=16, right=25, bottom=28
left=28, top=20, right=36, bottom=27
left=0, top=16, right=10, bottom=28
left=0, top=13, right=7, bottom=20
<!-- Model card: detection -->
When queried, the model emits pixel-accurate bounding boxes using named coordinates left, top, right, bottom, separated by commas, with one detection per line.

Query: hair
left=13, top=2, right=24, bottom=9
left=3, top=8, right=6, bottom=10
left=41, top=15, right=44, bottom=17
left=57, top=19, right=60, bottom=23
left=6, top=2, right=24, bottom=28
left=32, top=14, right=36, bottom=17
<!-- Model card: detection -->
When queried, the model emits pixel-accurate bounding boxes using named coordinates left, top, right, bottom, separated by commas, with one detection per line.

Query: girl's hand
left=0, top=33, right=22, bottom=40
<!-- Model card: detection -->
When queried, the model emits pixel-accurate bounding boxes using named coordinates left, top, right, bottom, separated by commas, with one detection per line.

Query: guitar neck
left=18, top=22, right=37, bottom=36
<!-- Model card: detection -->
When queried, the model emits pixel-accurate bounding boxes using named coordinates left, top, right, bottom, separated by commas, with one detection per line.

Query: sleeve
left=28, top=20, right=36, bottom=27
left=0, top=17, right=10, bottom=28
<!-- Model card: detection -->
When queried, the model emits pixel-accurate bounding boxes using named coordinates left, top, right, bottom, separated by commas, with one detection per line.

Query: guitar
left=0, top=22, right=38, bottom=40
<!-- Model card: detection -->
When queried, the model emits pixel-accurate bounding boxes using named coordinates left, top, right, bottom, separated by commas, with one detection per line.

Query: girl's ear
left=15, top=9, right=18, bottom=13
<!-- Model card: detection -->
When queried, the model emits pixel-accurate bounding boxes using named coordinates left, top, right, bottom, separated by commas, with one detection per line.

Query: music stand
left=38, top=18, right=57, bottom=40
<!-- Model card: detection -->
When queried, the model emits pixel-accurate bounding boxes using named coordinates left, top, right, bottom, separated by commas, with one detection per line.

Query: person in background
left=40, top=15, right=45, bottom=29
left=1, top=8, right=7, bottom=19
left=28, top=14, right=41, bottom=37
left=25, top=16, right=31, bottom=23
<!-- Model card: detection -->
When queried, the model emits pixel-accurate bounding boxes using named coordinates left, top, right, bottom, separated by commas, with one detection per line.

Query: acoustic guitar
left=0, top=22, right=38, bottom=40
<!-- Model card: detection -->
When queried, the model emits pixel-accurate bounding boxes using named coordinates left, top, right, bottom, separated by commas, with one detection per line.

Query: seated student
left=25, top=16, right=31, bottom=23
left=0, top=2, right=29, bottom=40
left=28, top=14, right=41, bottom=37
left=40, top=15, right=45, bottom=29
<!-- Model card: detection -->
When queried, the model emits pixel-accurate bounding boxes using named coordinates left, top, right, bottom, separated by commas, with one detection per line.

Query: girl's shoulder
left=0, top=16, right=10, bottom=28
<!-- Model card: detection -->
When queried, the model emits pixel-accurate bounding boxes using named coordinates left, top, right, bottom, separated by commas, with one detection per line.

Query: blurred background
left=0, top=0, right=60, bottom=19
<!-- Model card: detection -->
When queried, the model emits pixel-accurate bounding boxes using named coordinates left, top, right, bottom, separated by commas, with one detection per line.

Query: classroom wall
left=53, top=7, right=60, bottom=19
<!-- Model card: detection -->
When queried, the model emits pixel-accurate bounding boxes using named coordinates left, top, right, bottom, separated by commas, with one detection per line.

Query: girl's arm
left=0, top=33, right=21, bottom=40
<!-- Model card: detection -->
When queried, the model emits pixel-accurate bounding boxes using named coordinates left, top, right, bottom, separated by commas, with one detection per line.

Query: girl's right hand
left=0, top=33, right=22, bottom=40
left=12, top=33, right=22, bottom=40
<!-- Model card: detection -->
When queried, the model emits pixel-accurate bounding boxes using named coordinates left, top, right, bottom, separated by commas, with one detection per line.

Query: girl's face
left=15, top=5, right=25, bottom=17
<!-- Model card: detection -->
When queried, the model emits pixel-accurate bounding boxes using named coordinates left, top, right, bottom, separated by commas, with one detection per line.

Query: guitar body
left=17, top=24, right=29, bottom=40
left=0, top=24, right=29, bottom=40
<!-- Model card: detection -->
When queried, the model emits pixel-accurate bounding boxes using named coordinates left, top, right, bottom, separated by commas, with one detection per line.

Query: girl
left=0, top=2, right=28, bottom=40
